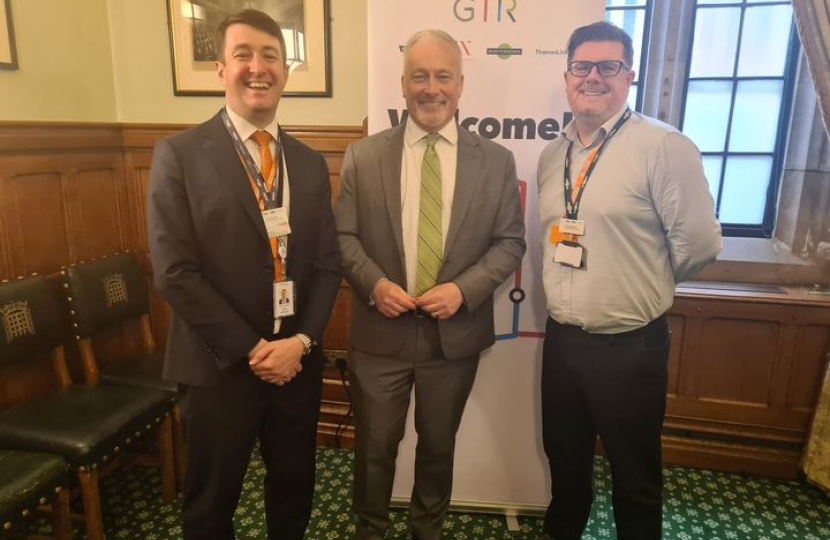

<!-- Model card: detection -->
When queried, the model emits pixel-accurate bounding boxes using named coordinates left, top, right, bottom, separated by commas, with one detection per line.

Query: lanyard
left=563, top=108, right=631, bottom=219
left=220, top=108, right=285, bottom=210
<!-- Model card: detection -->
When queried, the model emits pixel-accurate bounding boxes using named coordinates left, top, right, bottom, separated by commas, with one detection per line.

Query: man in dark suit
left=147, top=9, right=340, bottom=540
left=334, top=29, right=526, bottom=540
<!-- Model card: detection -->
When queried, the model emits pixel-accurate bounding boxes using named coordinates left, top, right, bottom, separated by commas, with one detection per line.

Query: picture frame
left=166, top=0, right=331, bottom=97
left=0, top=0, right=18, bottom=70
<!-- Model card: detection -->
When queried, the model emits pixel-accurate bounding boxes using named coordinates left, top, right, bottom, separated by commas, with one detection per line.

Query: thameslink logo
left=453, top=0, right=517, bottom=23
left=486, top=44, right=522, bottom=60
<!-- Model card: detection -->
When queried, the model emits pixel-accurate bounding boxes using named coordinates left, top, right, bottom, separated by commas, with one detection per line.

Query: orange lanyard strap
left=563, top=108, right=631, bottom=219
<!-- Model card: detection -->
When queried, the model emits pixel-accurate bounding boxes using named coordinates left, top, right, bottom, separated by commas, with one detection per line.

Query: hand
left=373, top=279, right=416, bottom=318
left=248, top=338, right=304, bottom=385
left=415, top=282, right=463, bottom=320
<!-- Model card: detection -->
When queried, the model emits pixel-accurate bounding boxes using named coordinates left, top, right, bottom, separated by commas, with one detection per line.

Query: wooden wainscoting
left=0, top=122, right=361, bottom=448
left=2, top=121, right=829, bottom=477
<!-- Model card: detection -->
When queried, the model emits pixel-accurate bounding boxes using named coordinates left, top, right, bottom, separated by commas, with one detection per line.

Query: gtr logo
left=453, top=0, right=517, bottom=23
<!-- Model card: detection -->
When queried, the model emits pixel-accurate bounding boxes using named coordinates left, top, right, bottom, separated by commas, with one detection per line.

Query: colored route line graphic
left=496, top=179, right=545, bottom=341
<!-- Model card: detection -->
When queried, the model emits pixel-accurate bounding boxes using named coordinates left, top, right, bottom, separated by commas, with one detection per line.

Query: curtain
left=803, top=352, right=830, bottom=493
left=792, top=0, right=830, bottom=136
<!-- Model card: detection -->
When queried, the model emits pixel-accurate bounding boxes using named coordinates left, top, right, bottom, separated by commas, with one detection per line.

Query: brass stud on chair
left=91, top=463, right=97, bottom=470
left=114, top=446, right=121, bottom=453
left=102, top=454, right=109, bottom=462
left=145, top=424, right=151, bottom=430
left=39, top=497, right=47, bottom=505
left=125, top=438, right=132, bottom=445
left=21, top=509, right=29, bottom=517
left=78, top=466, right=86, bottom=472
left=3, top=522, right=11, bottom=530
left=55, top=487, right=62, bottom=494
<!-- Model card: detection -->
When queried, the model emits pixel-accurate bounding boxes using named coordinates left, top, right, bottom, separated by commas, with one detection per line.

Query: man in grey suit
left=147, top=9, right=340, bottom=540
left=334, top=29, right=526, bottom=540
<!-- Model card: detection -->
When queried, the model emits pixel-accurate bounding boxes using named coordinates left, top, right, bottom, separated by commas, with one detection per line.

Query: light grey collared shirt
left=537, top=106, right=722, bottom=333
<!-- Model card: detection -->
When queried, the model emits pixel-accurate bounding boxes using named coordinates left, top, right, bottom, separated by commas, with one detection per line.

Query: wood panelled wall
left=1, top=121, right=828, bottom=479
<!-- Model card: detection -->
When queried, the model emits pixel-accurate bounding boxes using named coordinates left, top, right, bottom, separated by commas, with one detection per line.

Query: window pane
left=627, top=84, right=638, bottom=110
left=697, top=0, right=741, bottom=4
left=737, top=5, right=792, bottom=77
left=701, top=155, right=723, bottom=204
left=605, top=9, right=646, bottom=76
left=729, top=80, right=783, bottom=153
left=606, top=0, right=647, bottom=6
left=683, top=80, right=733, bottom=152
left=719, top=156, right=772, bottom=225
left=689, top=7, right=741, bottom=77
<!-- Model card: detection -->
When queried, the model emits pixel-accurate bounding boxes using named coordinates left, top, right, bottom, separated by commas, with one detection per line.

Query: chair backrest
left=0, top=275, right=66, bottom=369
left=62, top=252, right=148, bottom=338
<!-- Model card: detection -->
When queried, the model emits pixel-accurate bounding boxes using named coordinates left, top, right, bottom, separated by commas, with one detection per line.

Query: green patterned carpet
left=21, top=447, right=830, bottom=539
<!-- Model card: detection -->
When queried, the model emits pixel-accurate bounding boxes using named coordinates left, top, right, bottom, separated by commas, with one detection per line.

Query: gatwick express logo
left=453, top=0, right=517, bottom=23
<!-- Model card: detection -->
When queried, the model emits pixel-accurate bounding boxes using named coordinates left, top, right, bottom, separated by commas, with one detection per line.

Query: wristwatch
left=294, top=333, right=314, bottom=356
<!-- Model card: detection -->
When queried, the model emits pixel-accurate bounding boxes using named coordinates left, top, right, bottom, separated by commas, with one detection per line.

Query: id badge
left=559, top=218, right=585, bottom=236
left=274, top=280, right=296, bottom=318
left=554, top=241, right=584, bottom=268
left=262, top=207, right=291, bottom=239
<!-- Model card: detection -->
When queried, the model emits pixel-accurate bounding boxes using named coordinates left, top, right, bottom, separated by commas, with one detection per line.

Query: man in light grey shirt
left=536, top=21, right=721, bottom=540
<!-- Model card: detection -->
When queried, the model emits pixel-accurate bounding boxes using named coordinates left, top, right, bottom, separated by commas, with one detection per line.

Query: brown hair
left=214, top=9, right=287, bottom=67
left=567, top=21, right=634, bottom=67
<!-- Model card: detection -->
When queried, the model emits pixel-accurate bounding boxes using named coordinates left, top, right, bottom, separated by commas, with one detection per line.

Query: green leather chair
left=0, top=275, right=176, bottom=540
left=0, top=449, right=71, bottom=539
left=61, top=252, right=185, bottom=490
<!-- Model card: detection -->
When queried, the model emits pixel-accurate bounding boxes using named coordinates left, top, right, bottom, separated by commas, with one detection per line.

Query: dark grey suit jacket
left=334, top=122, right=526, bottom=360
left=147, top=111, right=341, bottom=387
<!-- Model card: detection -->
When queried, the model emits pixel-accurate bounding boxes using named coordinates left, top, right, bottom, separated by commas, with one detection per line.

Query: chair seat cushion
left=99, top=351, right=178, bottom=394
left=0, top=449, right=67, bottom=526
left=0, top=385, right=174, bottom=470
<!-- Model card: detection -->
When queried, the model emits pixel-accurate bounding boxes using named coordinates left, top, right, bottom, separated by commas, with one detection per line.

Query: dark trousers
left=179, top=357, right=324, bottom=540
left=349, top=316, right=479, bottom=540
left=540, top=315, right=670, bottom=540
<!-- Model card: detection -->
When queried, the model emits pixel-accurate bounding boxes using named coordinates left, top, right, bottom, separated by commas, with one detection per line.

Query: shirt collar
left=225, top=105, right=280, bottom=144
left=563, top=104, right=629, bottom=149
left=404, top=118, right=459, bottom=148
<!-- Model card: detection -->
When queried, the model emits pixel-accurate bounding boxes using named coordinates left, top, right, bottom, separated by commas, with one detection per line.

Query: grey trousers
left=349, top=316, right=479, bottom=540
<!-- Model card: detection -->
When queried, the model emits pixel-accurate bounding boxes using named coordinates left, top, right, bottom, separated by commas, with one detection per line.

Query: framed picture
left=0, top=0, right=18, bottom=70
left=166, top=0, right=332, bottom=97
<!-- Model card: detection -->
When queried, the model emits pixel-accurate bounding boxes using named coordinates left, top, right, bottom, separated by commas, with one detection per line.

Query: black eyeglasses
left=567, top=60, right=629, bottom=78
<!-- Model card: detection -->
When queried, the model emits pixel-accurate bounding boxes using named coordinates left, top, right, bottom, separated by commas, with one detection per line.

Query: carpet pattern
left=21, top=447, right=830, bottom=539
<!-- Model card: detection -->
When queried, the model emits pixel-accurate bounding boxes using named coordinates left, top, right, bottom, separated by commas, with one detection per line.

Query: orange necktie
left=252, top=130, right=274, bottom=191
left=250, top=130, right=282, bottom=281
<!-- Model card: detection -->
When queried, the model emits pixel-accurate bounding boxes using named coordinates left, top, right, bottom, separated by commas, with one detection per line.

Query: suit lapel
left=380, top=125, right=405, bottom=257
left=202, top=112, right=269, bottom=242
left=445, top=128, right=482, bottom=256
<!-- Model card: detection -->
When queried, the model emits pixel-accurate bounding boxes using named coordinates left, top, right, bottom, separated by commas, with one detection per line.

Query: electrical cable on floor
left=333, top=356, right=353, bottom=449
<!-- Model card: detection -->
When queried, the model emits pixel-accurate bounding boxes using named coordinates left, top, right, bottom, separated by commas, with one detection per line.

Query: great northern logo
left=486, top=44, right=522, bottom=60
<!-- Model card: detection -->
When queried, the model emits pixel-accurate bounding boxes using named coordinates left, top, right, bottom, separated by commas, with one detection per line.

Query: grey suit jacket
left=334, top=122, right=526, bottom=360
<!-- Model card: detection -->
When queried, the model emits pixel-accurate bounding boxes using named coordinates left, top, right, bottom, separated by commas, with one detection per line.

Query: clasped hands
left=248, top=337, right=303, bottom=386
left=372, top=280, right=463, bottom=320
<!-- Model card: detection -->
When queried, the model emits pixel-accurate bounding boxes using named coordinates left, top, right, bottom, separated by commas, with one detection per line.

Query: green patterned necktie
left=415, top=133, right=443, bottom=296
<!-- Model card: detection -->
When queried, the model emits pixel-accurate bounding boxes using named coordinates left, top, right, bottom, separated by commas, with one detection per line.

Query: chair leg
left=78, top=469, right=105, bottom=540
left=158, top=415, right=177, bottom=503
left=51, top=487, right=72, bottom=540
left=173, top=403, right=187, bottom=492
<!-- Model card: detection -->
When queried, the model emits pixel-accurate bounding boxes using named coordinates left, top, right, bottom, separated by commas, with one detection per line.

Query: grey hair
left=402, top=29, right=463, bottom=71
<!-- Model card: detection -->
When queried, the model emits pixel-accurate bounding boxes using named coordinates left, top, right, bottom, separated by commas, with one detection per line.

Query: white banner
left=367, top=0, right=605, bottom=512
